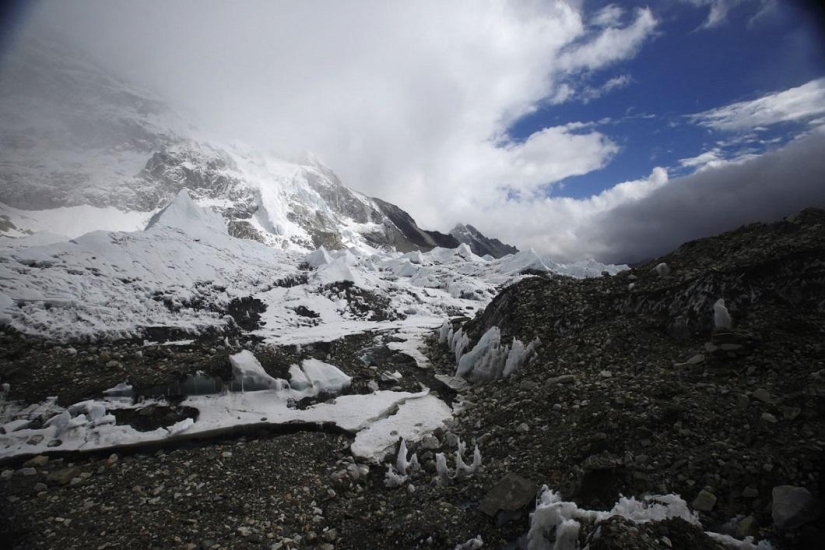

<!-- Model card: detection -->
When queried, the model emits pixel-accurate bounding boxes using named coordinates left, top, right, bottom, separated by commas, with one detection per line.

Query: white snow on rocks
left=305, top=246, right=333, bottom=268
left=0, top=375, right=436, bottom=462
left=351, top=393, right=452, bottom=462
left=527, top=487, right=774, bottom=550
left=0, top=194, right=629, bottom=466
left=0, top=192, right=622, bottom=344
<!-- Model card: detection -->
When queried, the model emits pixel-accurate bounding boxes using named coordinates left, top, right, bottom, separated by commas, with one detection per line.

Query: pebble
left=752, top=388, right=771, bottom=403
left=547, top=374, right=576, bottom=385
left=23, top=455, right=49, bottom=467
left=761, top=412, right=778, bottom=424
left=742, top=486, right=759, bottom=498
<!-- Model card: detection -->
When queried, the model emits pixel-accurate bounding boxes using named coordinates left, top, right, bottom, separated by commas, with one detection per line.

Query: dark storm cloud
left=589, top=132, right=825, bottom=264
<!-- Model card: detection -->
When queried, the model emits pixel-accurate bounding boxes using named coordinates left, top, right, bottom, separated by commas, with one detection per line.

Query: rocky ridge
left=450, top=223, right=519, bottom=259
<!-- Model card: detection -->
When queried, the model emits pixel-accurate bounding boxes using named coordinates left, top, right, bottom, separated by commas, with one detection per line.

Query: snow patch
left=351, top=393, right=452, bottom=462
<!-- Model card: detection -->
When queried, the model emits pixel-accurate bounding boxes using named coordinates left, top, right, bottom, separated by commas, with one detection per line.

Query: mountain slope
left=0, top=35, right=478, bottom=254
left=450, top=223, right=518, bottom=258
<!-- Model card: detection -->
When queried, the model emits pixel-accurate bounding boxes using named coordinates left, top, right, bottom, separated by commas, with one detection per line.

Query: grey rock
left=761, top=412, right=778, bottom=424
left=692, top=489, right=717, bottom=512
left=22, top=455, right=49, bottom=467
left=772, top=485, right=821, bottom=530
left=547, top=375, right=576, bottom=385
left=719, top=343, right=743, bottom=351
left=478, top=472, right=537, bottom=517
left=742, top=486, right=759, bottom=498
left=47, top=467, right=81, bottom=486
left=735, top=515, right=759, bottom=538
left=752, top=388, right=771, bottom=403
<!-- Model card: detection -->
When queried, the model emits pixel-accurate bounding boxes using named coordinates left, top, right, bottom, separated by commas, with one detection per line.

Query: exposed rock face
left=371, top=198, right=459, bottom=252
left=450, top=223, right=518, bottom=259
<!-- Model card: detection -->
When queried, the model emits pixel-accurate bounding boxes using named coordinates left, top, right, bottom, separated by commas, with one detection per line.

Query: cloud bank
left=589, top=131, right=825, bottom=264
left=20, top=0, right=656, bottom=230
left=8, top=1, right=825, bottom=266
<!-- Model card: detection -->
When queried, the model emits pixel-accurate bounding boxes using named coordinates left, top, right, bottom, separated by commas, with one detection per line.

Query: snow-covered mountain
left=0, top=35, right=457, bottom=253
left=450, top=223, right=519, bottom=259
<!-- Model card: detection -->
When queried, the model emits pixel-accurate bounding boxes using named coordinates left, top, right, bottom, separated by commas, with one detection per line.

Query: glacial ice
left=230, top=350, right=289, bottom=392
left=714, top=298, right=732, bottom=329
left=453, top=326, right=539, bottom=383
left=527, top=487, right=772, bottom=550
left=298, top=358, right=352, bottom=394
left=305, top=246, right=333, bottom=268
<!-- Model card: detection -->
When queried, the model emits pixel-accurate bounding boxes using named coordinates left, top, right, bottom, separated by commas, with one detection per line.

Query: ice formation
left=395, top=438, right=420, bottom=476
left=297, top=358, right=352, bottom=394
left=230, top=350, right=289, bottom=391
left=453, top=535, right=484, bottom=550
left=305, top=246, right=333, bottom=268
left=527, top=487, right=773, bottom=550
left=434, top=438, right=482, bottom=484
left=384, top=438, right=420, bottom=488
left=714, top=298, right=733, bottom=330
left=452, top=326, right=540, bottom=383
left=455, top=438, right=482, bottom=477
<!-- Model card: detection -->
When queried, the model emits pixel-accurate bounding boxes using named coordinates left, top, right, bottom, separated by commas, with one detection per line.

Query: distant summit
left=450, top=223, right=518, bottom=259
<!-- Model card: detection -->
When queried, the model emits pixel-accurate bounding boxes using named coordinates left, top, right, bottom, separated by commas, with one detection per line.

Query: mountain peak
left=450, top=223, right=518, bottom=259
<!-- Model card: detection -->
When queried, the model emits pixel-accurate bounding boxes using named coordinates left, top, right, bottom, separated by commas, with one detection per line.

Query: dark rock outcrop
left=371, top=198, right=459, bottom=253
left=450, top=223, right=518, bottom=259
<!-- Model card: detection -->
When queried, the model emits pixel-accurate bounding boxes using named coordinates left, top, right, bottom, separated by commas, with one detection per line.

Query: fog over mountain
left=4, top=0, right=823, bottom=262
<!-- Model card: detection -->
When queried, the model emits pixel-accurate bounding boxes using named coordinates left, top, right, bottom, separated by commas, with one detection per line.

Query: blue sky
left=12, top=0, right=825, bottom=262
left=508, top=0, right=825, bottom=199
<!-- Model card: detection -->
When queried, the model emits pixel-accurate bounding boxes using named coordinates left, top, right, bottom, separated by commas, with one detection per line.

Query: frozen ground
left=0, top=192, right=622, bottom=461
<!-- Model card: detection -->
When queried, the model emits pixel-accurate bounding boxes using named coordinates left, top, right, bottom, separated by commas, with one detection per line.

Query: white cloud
left=690, top=78, right=825, bottom=131
left=592, top=132, right=825, bottom=263
left=582, top=74, right=632, bottom=103
left=20, top=0, right=658, bottom=233
left=462, top=132, right=825, bottom=263
left=677, top=148, right=760, bottom=172
left=682, top=0, right=753, bottom=29
left=557, top=8, right=657, bottom=72
left=591, top=5, right=624, bottom=28
left=456, top=167, right=669, bottom=262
